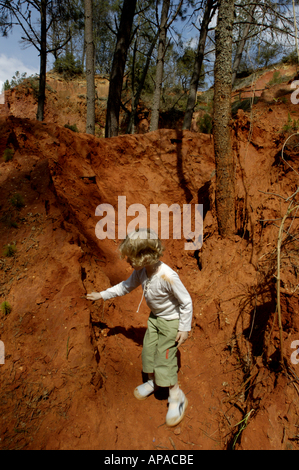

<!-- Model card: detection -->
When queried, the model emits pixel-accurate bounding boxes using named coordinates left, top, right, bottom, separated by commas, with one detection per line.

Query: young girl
left=87, top=228, right=193, bottom=427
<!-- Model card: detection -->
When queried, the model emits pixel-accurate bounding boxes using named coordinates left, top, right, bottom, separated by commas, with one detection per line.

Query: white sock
left=169, top=384, right=180, bottom=400
left=143, top=379, right=155, bottom=392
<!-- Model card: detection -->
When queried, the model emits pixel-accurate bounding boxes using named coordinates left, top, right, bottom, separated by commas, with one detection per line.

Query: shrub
left=0, top=301, right=12, bottom=316
left=3, top=148, right=14, bottom=162
left=3, top=79, right=10, bottom=91
left=54, top=53, right=83, bottom=79
left=3, top=244, right=17, bottom=257
left=64, top=123, right=79, bottom=132
left=282, top=50, right=299, bottom=65
left=25, top=75, right=40, bottom=101
left=4, top=71, right=41, bottom=102
left=198, top=113, right=213, bottom=134
left=267, top=71, right=288, bottom=87
left=10, top=193, right=25, bottom=210
left=277, top=96, right=288, bottom=104
left=10, top=71, right=28, bottom=88
left=231, top=97, right=259, bottom=116
left=1, top=212, right=18, bottom=228
left=282, top=113, right=299, bottom=133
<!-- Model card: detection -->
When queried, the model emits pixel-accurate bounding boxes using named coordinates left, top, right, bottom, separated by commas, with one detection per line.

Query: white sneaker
left=134, top=379, right=158, bottom=400
left=166, top=389, right=188, bottom=426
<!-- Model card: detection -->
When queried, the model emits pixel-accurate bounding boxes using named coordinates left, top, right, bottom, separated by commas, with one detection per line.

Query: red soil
left=0, top=67, right=299, bottom=450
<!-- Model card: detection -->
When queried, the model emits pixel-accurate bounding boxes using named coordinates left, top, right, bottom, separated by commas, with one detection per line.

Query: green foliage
left=267, top=71, right=288, bottom=87
left=25, top=76, right=40, bottom=101
left=93, top=0, right=118, bottom=75
left=4, top=71, right=40, bottom=102
left=256, top=43, right=283, bottom=68
left=3, top=244, right=17, bottom=258
left=54, top=52, right=83, bottom=79
left=9, top=220, right=18, bottom=228
left=10, top=193, right=25, bottom=210
left=3, top=71, right=28, bottom=91
left=176, top=46, right=205, bottom=91
left=231, top=409, right=254, bottom=450
left=3, top=148, right=14, bottom=162
left=3, top=79, right=10, bottom=91
left=282, top=113, right=299, bottom=133
left=231, top=97, right=259, bottom=116
left=1, top=212, right=18, bottom=228
left=10, top=71, right=28, bottom=87
left=0, top=301, right=12, bottom=316
left=196, top=94, right=214, bottom=113
left=282, top=50, right=299, bottom=65
left=64, top=123, right=79, bottom=132
left=198, top=113, right=213, bottom=134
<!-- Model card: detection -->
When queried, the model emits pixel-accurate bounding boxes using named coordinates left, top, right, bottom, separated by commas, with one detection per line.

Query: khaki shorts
left=142, top=312, right=179, bottom=387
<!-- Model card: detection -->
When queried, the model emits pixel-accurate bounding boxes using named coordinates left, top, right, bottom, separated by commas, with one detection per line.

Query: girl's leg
left=169, top=383, right=179, bottom=396
left=153, top=317, right=188, bottom=427
left=153, top=317, right=179, bottom=388
left=141, top=313, right=159, bottom=376
left=134, top=314, right=158, bottom=400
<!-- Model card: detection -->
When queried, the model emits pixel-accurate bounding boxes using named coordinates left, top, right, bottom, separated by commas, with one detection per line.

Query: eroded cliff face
left=0, top=66, right=299, bottom=450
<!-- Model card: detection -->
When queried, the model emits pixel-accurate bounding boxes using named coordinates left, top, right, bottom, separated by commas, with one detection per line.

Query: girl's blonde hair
left=119, top=228, right=164, bottom=267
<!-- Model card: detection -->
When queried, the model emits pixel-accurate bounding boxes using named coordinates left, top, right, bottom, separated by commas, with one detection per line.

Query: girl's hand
left=86, top=292, right=102, bottom=301
left=175, top=330, right=189, bottom=347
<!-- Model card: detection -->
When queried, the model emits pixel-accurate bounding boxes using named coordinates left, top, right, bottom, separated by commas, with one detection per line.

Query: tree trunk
left=128, top=38, right=138, bottom=134
left=82, top=27, right=86, bottom=69
left=231, top=3, right=255, bottom=88
left=126, top=31, right=158, bottom=134
left=150, top=0, right=170, bottom=132
left=182, top=0, right=214, bottom=131
left=85, top=0, right=95, bottom=135
left=213, top=0, right=235, bottom=237
left=36, top=0, right=47, bottom=122
left=105, top=0, right=137, bottom=138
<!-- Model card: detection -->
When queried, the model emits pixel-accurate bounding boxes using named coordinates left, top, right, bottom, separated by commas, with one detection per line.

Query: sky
left=0, top=23, right=43, bottom=92
left=0, top=4, right=297, bottom=95
left=0, top=6, right=204, bottom=94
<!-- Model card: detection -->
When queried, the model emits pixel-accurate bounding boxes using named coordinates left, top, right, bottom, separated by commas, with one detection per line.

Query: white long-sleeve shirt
left=100, top=262, right=193, bottom=331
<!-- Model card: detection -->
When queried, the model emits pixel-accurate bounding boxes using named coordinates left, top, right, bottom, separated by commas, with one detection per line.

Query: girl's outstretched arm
left=87, top=269, right=141, bottom=302
left=86, top=292, right=102, bottom=301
